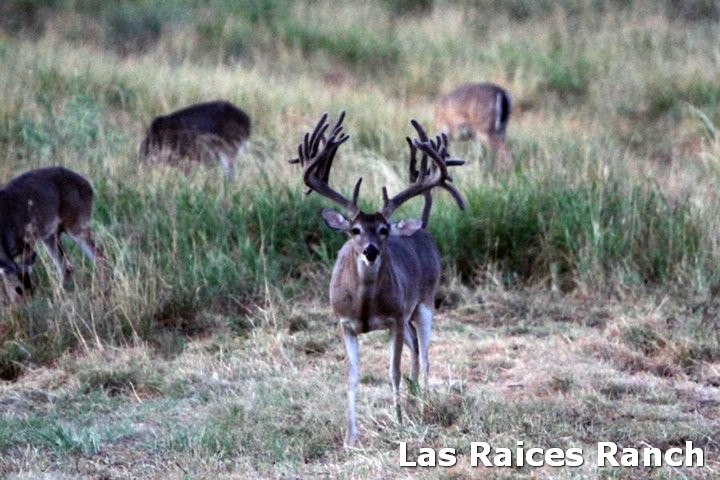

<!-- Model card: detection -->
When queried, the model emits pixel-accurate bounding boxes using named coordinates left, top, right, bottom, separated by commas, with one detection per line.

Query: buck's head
left=290, top=111, right=465, bottom=269
left=321, top=210, right=422, bottom=269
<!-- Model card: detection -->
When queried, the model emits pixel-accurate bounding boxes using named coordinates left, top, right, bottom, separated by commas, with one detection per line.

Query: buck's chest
left=330, top=285, right=404, bottom=334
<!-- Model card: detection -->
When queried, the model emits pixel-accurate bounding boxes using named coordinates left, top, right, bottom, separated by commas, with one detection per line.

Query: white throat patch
left=357, top=253, right=381, bottom=273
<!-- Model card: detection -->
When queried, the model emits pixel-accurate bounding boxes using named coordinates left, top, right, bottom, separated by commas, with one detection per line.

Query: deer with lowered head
left=139, top=100, right=251, bottom=177
left=290, top=112, right=466, bottom=446
left=0, top=166, right=103, bottom=302
left=435, top=82, right=513, bottom=166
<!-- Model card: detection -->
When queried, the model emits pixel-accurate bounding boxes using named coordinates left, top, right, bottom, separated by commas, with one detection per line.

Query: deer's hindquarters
left=435, top=83, right=511, bottom=146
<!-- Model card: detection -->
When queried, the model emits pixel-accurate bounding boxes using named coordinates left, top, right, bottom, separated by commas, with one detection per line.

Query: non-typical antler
left=289, top=111, right=361, bottom=216
left=381, top=119, right=466, bottom=220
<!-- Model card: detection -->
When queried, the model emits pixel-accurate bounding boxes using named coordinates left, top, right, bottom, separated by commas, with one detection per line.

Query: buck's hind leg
left=403, top=320, right=420, bottom=386
left=413, top=303, right=433, bottom=390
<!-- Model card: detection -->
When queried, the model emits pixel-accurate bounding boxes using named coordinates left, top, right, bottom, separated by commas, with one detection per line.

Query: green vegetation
left=0, top=0, right=719, bottom=478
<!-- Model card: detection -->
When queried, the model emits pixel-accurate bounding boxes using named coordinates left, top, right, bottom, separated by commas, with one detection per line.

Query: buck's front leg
left=341, top=321, right=360, bottom=447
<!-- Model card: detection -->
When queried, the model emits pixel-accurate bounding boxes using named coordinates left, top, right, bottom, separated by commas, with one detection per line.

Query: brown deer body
left=0, top=167, right=102, bottom=300
left=435, top=82, right=513, bottom=165
left=291, top=112, right=465, bottom=446
left=139, top=100, right=251, bottom=177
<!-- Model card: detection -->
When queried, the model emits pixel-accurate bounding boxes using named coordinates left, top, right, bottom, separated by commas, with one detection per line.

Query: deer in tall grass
left=435, top=82, right=513, bottom=166
left=139, top=100, right=251, bottom=177
left=0, top=167, right=103, bottom=302
left=290, top=112, right=466, bottom=446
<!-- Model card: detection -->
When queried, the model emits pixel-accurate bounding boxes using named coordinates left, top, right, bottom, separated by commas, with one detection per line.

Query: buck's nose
left=363, top=244, right=380, bottom=263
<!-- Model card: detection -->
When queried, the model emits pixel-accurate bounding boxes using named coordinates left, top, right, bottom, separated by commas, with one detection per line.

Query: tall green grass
left=431, top=176, right=707, bottom=290
left=0, top=0, right=719, bottom=373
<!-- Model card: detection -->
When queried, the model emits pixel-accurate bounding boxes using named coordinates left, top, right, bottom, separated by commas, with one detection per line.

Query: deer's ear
left=390, top=219, right=423, bottom=236
left=321, top=208, right=350, bottom=231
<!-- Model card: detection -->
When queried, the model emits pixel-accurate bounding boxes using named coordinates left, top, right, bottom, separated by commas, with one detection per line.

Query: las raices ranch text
left=399, top=441, right=705, bottom=468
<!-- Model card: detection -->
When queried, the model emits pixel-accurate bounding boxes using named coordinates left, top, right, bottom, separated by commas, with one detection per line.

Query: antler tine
left=289, top=112, right=329, bottom=165
left=381, top=119, right=466, bottom=219
left=413, top=140, right=466, bottom=210
left=290, top=111, right=360, bottom=215
left=316, top=112, right=349, bottom=178
left=405, top=137, right=419, bottom=183
left=330, top=110, right=346, bottom=138
left=410, top=119, right=430, bottom=143
left=404, top=134, right=435, bottom=226
left=426, top=131, right=465, bottom=168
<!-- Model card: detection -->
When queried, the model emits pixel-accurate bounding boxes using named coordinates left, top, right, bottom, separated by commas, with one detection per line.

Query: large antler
left=289, top=111, right=361, bottom=216
left=381, top=119, right=465, bottom=220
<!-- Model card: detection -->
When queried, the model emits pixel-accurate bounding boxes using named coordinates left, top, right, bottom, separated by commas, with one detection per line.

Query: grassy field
left=1, top=0, right=720, bottom=478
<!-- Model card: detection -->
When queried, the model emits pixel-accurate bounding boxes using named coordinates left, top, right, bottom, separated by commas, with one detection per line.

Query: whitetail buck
left=290, top=112, right=466, bottom=446
left=435, top=82, right=513, bottom=166
left=138, top=100, right=251, bottom=177
left=0, top=167, right=102, bottom=301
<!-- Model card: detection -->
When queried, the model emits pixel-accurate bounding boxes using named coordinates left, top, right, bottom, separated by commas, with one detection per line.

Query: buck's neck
left=354, top=246, right=385, bottom=286
left=330, top=242, right=402, bottom=331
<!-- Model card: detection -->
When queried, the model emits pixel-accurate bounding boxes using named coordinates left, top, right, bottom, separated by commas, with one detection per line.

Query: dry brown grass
left=2, top=283, right=719, bottom=479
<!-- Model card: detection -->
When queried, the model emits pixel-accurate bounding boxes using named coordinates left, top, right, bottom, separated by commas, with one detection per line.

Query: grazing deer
left=290, top=112, right=466, bottom=446
left=138, top=100, right=251, bottom=177
left=435, top=82, right=513, bottom=166
left=0, top=167, right=103, bottom=300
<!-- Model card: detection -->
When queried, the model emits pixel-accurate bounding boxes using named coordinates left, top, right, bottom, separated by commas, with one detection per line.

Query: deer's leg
left=218, top=140, right=240, bottom=180
left=0, top=258, right=24, bottom=303
left=219, top=152, right=235, bottom=179
left=1, top=275, right=22, bottom=304
left=42, top=235, right=72, bottom=282
left=341, top=322, right=360, bottom=447
left=458, top=123, right=475, bottom=141
left=415, top=304, right=433, bottom=390
left=66, top=226, right=102, bottom=264
left=403, top=320, right=419, bottom=385
left=488, top=134, right=514, bottom=169
left=19, top=250, right=36, bottom=295
left=389, top=320, right=405, bottom=424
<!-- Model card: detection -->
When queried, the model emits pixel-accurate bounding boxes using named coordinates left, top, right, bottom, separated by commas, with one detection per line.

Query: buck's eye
left=351, top=227, right=361, bottom=235
left=378, top=226, right=389, bottom=236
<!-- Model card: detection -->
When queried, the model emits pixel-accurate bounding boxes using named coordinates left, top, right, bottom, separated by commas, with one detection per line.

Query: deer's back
left=150, top=101, right=250, bottom=142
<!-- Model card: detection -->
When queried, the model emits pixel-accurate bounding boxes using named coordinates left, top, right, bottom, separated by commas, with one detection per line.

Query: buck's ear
left=321, top=208, right=351, bottom=231
left=390, top=218, right=423, bottom=236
